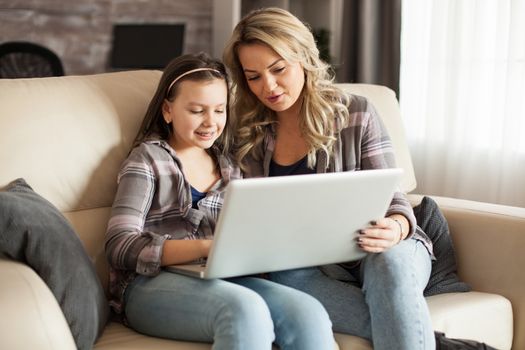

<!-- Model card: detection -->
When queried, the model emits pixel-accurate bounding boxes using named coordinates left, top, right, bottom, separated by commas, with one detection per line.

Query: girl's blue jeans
left=124, top=271, right=334, bottom=350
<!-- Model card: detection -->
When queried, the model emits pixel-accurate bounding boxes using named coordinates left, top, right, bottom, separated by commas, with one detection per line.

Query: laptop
left=165, top=168, right=403, bottom=279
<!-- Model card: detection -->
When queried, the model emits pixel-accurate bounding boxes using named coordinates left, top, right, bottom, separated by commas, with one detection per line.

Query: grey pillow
left=0, top=178, right=108, bottom=350
left=413, top=196, right=471, bottom=296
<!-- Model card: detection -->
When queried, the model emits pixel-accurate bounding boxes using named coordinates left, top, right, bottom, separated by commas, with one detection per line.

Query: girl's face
left=162, top=78, right=227, bottom=152
left=237, top=43, right=305, bottom=116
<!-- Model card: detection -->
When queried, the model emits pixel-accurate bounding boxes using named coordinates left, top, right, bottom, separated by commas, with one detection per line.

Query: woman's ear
left=162, top=99, right=172, bottom=124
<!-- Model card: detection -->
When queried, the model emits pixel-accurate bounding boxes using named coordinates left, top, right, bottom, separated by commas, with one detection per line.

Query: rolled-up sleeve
left=386, top=191, right=417, bottom=237
left=105, top=151, right=169, bottom=276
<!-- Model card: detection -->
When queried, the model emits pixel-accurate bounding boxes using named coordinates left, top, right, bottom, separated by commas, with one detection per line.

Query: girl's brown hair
left=134, top=52, right=232, bottom=154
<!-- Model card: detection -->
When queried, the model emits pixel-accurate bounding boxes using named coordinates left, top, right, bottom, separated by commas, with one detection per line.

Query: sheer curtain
left=400, top=0, right=525, bottom=207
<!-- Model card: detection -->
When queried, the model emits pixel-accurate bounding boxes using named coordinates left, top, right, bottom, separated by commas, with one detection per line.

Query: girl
left=223, top=8, right=435, bottom=350
left=105, top=53, right=334, bottom=350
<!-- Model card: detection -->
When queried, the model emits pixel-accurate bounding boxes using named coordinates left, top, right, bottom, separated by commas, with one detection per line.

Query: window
left=400, top=0, right=525, bottom=207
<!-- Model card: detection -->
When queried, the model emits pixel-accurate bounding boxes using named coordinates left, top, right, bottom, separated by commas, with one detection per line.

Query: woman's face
left=237, top=43, right=305, bottom=116
left=162, top=78, right=227, bottom=152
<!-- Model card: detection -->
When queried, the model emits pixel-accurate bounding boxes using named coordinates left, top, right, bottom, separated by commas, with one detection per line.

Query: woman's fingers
left=356, top=218, right=399, bottom=252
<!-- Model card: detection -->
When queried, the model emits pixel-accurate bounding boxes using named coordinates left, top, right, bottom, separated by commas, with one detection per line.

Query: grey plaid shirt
left=242, top=94, right=433, bottom=252
left=105, top=139, right=241, bottom=313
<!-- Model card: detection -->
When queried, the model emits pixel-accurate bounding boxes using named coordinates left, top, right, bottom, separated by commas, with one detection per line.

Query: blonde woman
left=223, top=8, right=435, bottom=350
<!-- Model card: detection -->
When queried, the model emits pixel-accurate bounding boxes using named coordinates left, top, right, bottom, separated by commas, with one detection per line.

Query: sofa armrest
left=0, top=257, right=76, bottom=350
left=408, top=194, right=525, bottom=350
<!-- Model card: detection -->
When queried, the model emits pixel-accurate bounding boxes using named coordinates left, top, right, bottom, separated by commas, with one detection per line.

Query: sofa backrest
left=0, top=71, right=416, bottom=291
left=0, top=71, right=161, bottom=288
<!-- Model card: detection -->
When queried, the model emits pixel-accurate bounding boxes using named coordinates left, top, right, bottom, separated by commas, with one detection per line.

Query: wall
left=0, top=0, right=213, bottom=75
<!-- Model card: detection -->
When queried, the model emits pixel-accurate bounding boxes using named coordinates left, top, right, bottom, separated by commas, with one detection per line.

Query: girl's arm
left=105, top=144, right=205, bottom=275
left=105, top=153, right=165, bottom=276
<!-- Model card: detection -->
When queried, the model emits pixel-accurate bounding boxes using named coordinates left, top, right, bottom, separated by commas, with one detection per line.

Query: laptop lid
left=167, top=168, right=403, bottom=279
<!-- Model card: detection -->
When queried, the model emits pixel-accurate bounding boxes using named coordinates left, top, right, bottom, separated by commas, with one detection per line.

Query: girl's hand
left=199, top=239, right=212, bottom=257
left=356, top=217, right=404, bottom=253
left=161, top=239, right=213, bottom=265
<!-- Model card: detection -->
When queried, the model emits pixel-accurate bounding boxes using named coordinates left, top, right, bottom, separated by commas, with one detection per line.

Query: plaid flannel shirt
left=105, top=139, right=241, bottom=313
left=242, top=94, right=433, bottom=254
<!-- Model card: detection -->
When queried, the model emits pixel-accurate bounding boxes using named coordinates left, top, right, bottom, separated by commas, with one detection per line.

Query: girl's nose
left=202, top=112, right=215, bottom=126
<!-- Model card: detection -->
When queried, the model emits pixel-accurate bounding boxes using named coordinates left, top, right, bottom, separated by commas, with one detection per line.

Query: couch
left=0, top=70, right=523, bottom=350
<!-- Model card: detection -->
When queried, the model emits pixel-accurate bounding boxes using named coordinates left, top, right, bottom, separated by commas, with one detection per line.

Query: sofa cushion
left=413, top=196, right=471, bottom=296
left=0, top=178, right=109, bottom=350
left=427, top=292, right=513, bottom=350
left=94, top=322, right=212, bottom=350
left=94, top=322, right=292, bottom=350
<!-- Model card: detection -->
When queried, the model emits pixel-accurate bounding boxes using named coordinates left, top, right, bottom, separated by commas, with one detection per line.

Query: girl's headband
left=166, top=68, right=221, bottom=97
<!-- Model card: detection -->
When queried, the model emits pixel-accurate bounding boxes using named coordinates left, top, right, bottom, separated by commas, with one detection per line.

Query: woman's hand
left=356, top=215, right=407, bottom=253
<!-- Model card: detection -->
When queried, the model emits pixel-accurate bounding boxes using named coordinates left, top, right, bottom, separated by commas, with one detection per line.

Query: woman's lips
left=267, top=94, right=283, bottom=104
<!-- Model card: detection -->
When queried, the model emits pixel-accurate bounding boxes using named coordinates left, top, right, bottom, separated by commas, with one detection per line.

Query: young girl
left=223, top=8, right=435, bottom=350
left=104, top=53, right=334, bottom=349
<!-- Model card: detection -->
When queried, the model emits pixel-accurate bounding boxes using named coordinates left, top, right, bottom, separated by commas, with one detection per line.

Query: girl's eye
left=215, top=110, right=225, bottom=114
left=273, top=66, right=285, bottom=73
left=247, top=75, right=260, bottom=81
left=191, top=110, right=204, bottom=114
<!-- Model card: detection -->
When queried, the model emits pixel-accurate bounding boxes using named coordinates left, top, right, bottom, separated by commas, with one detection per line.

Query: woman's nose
left=262, top=74, right=277, bottom=92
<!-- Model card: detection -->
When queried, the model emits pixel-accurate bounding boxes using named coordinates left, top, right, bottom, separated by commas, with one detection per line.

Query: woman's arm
left=346, top=96, right=415, bottom=251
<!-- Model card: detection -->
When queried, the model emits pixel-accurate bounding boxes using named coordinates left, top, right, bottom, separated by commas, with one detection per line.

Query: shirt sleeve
left=352, top=96, right=417, bottom=237
left=104, top=147, right=169, bottom=276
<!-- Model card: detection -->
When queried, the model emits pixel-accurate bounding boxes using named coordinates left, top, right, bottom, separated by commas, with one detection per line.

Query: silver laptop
left=165, top=168, right=403, bottom=279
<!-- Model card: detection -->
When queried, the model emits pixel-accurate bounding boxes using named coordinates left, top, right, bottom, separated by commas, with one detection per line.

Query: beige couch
left=0, top=70, right=523, bottom=350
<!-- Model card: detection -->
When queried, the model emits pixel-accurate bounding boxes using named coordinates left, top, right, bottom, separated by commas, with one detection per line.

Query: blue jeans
left=269, top=238, right=435, bottom=350
left=124, top=271, right=334, bottom=350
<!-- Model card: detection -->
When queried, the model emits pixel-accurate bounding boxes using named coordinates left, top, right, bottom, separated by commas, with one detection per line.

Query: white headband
left=166, top=68, right=221, bottom=97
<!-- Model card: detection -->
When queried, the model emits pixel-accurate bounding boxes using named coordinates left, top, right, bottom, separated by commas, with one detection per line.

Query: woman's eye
left=215, top=110, right=225, bottom=114
left=191, top=110, right=204, bottom=114
left=274, top=66, right=285, bottom=73
left=247, top=75, right=260, bottom=81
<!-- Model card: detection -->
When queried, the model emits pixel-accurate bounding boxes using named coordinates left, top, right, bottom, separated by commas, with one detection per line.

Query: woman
left=223, top=7, right=435, bottom=350
left=105, top=52, right=334, bottom=350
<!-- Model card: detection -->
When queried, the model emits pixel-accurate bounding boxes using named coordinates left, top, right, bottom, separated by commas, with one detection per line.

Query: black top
left=269, top=155, right=316, bottom=177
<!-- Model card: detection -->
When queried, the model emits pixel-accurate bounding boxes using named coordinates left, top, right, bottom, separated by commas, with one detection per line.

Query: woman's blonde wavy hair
left=223, top=7, right=350, bottom=168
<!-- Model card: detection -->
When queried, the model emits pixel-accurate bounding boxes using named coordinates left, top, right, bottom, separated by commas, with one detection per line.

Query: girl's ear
left=162, top=99, right=172, bottom=124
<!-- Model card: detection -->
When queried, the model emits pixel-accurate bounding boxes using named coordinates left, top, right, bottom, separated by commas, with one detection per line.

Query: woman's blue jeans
left=269, top=238, right=435, bottom=350
left=124, top=271, right=334, bottom=350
